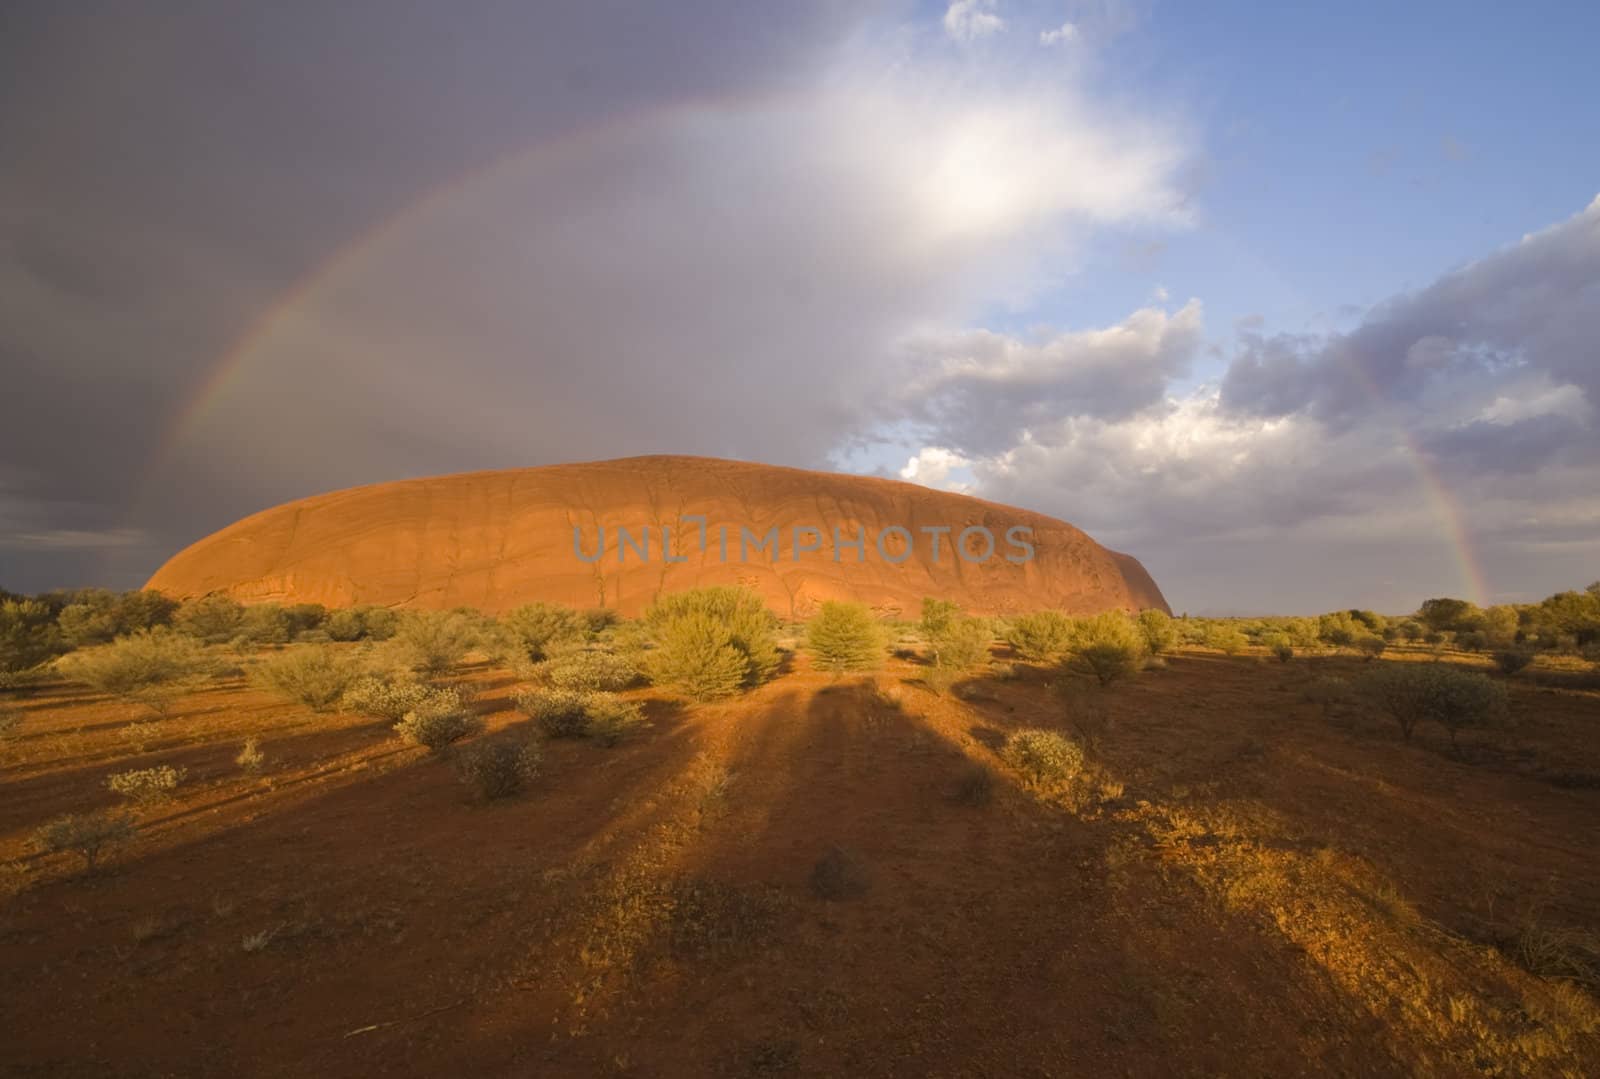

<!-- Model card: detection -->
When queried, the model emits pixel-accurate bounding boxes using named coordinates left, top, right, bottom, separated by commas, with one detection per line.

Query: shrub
left=1002, top=729, right=1085, bottom=786
left=1205, top=625, right=1249, bottom=655
left=0, top=599, right=69, bottom=675
left=323, top=609, right=366, bottom=642
left=1494, top=649, right=1534, bottom=675
left=233, top=604, right=292, bottom=646
left=57, top=589, right=178, bottom=646
left=918, top=598, right=961, bottom=640
left=1357, top=662, right=1510, bottom=745
left=454, top=739, right=542, bottom=800
left=925, top=616, right=991, bottom=682
left=343, top=676, right=462, bottom=722
left=1068, top=641, right=1142, bottom=687
left=33, top=811, right=136, bottom=871
left=56, top=629, right=213, bottom=717
left=1005, top=611, right=1075, bottom=662
left=806, top=602, right=888, bottom=673
left=1264, top=635, right=1294, bottom=662
left=175, top=594, right=246, bottom=643
left=384, top=610, right=479, bottom=676
left=643, top=587, right=779, bottom=699
left=499, top=603, right=586, bottom=662
left=536, top=648, right=639, bottom=692
left=252, top=645, right=359, bottom=710
left=1356, top=636, right=1387, bottom=660
left=106, top=765, right=187, bottom=807
left=393, top=697, right=482, bottom=752
left=236, top=737, right=266, bottom=775
left=586, top=694, right=649, bottom=747
left=0, top=706, right=22, bottom=744
left=1137, top=609, right=1177, bottom=655
left=1456, top=630, right=1489, bottom=653
left=514, top=687, right=593, bottom=737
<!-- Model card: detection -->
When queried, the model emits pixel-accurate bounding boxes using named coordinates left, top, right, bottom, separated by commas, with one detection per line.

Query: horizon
left=4, top=1, right=1598, bottom=614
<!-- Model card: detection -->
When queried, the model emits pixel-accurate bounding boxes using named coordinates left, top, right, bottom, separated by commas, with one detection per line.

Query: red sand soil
left=3, top=649, right=1598, bottom=1076
left=143, top=456, right=1170, bottom=618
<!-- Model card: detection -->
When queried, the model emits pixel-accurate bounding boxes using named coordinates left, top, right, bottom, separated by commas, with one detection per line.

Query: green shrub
left=806, top=601, right=888, bottom=674
left=175, top=594, right=246, bottom=643
left=1068, top=642, right=1141, bottom=687
left=453, top=739, right=542, bottom=800
left=342, top=676, right=462, bottom=722
left=0, top=599, right=69, bottom=675
left=57, top=589, right=178, bottom=646
left=33, top=811, right=136, bottom=871
left=1074, top=612, right=1144, bottom=651
left=1356, top=636, right=1387, bottom=660
left=236, top=737, right=266, bottom=775
left=1136, top=609, right=1177, bottom=655
left=499, top=602, right=586, bottom=662
left=1456, top=630, right=1489, bottom=653
left=1005, top=611, right=1076, bottom=662
left=926, top=615, right=991, bottom=685
left=1494, top=649, right=1534, bottom=675
left=393, top=696, right=482, bottom=752
left=0, top=706, right=22, bottom=744
left=234, top=604, right=292, bottom=646
left=252, top=645, right=359, bottom=710
left=642, top=587, right=779, bottom=699
left=1205, top=625, right=1249, bottom=655
left=1357, top=662, right=1510, bottom=745
left=1002, top=729, right=1085, bottom=786
left=918, top=598, right=961, bottom=640
left=586, top=694, right=649, bottom=747
left=536, top=648, right=639, bottom=692
left=383, top=610, right=479, bottom=676
left=106, top=765, right=187, bottom=807
left=1262, top=634, right=1293, bottom=662
left=515, top=687, right=595, bottom=738
left=57, top=629, right=214, bottom=717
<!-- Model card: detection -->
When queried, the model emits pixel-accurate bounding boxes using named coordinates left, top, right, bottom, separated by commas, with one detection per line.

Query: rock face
left=145, top=456, right=1170, bottom=618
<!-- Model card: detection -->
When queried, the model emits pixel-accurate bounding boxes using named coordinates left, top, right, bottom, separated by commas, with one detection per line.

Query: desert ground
left=3, top=632, right=1598, bottom=1077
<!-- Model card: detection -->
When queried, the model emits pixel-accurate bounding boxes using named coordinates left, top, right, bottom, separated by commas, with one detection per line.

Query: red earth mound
left=145, top=455, right=1169, bottom=617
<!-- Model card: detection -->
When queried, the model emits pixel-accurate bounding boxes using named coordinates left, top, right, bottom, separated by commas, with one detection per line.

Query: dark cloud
left=1218, top=196, right=1600, bottom=426
left=0, top=1, right=879, bottom=591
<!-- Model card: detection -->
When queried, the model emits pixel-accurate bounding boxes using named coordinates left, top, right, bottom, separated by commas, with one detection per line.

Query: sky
left=2, top=0, right=1597, bottom=614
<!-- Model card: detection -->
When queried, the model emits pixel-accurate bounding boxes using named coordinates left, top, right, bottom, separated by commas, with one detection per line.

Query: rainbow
left=132, top=93, right=1491, bottom=609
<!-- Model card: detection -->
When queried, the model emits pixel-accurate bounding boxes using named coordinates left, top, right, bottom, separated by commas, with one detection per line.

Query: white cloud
left=1040, top=21, right=1078, bottom=45
left=944, top=1, right=1005, bottom=41
left=1479, top=379, right=1592, bottom=427
left=9, top=528, right=146, bottom=550
left=899, top=447, right=972, bottom=491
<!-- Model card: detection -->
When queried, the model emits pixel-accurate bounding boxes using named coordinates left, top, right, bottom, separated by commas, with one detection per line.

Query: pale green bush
left=499, top=602, right=586, bottom=662
left=342, top=676, right=462, bottom=722
left=1136, top=609, right=1177, bottom=654
left=1005, top=611, right=1076, bottom=662
left=1357, top=662, right=1510, bottom=745
left=454, top=739, right=542, bottom=800
left=252, top=645, right=359, bottom=710
left=57, top=629, right=213, bottom=717
left=806, top=601, right=888, bottom=674
left=106, top=765, right=187, bottom=807
left=514, top=687, right=595, bottom=738
left=643, top=587, right=779, bottom=699
left=536, top=648, right=639, bottom=692
left=393, top=697, right=482, bottom=752
left=1002, top=729, right=1085, bottom=785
